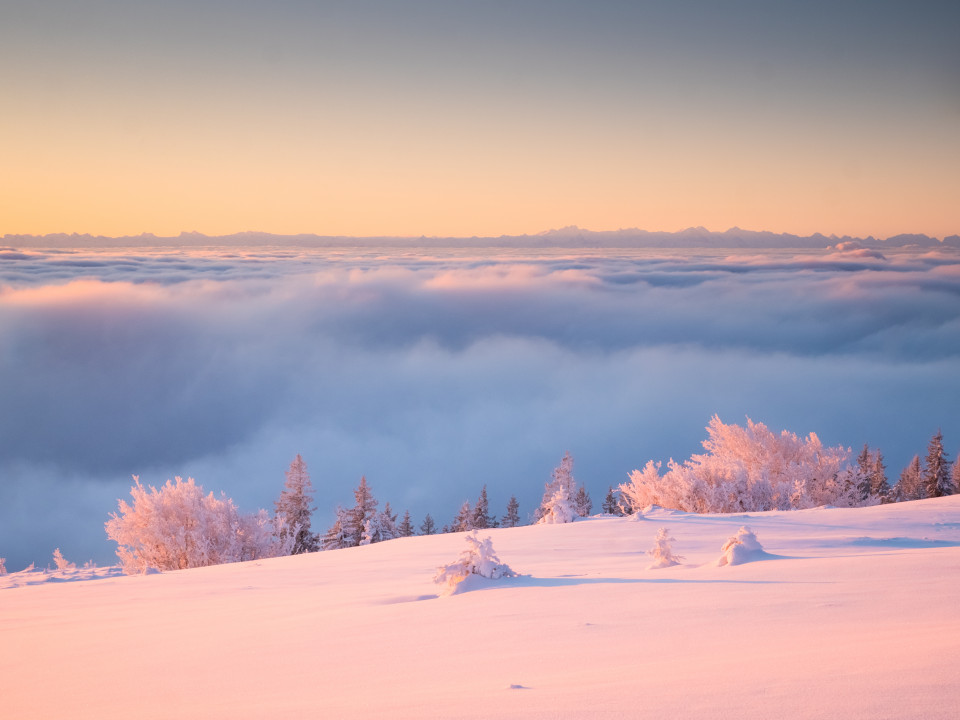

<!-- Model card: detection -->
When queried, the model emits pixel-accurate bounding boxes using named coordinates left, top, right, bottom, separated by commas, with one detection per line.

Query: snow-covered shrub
left=52, top=548, right=75, bottom=572
left=621, top=416, right=856, bottom=514
left=647, top=528, right=684, bottom=568
left=105, top=476, right=288, bottom=574
left=434, top=531, right=517, bottom=596
left=718, top=526, right=765, bottom=566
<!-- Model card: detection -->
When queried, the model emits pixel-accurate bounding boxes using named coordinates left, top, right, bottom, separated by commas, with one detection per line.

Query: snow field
left=3, top=497, right=960, bottom=719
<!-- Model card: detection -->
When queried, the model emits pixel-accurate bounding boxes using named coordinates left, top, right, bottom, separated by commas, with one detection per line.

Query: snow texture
left=3, top=497, right=960, bottom=720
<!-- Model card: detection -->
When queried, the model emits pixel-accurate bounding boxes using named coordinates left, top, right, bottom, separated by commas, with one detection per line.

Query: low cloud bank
left=1, top=246, right=958, bottom=569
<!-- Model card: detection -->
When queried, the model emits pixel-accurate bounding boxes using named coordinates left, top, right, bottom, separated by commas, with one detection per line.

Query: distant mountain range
left=4, top=226, right=959, bottom=249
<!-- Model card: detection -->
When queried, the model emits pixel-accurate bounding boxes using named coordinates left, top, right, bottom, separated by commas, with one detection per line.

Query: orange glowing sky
left=2, top=1, right=958, bottom=239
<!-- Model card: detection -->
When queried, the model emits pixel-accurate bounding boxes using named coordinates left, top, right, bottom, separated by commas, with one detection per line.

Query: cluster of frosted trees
left=614, top=416, right=957, bottom=514
left=87, top=416, right=956, bottom=576
left=104, top=454, right=327, bottom=574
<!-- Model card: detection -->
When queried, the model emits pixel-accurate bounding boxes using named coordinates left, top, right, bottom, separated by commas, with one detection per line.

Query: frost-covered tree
left=472, top=486, right=494, bottom=529
left=419, top=513, right=437, bottom=535
left=52, top=548, right=75, bottom=571
left=398, top=510, right=415, bottom=538
left=647, top=528, right=684, bottom=568
left=448, top=501, right=474, bottom=533
left=502, top=495, right=521, bottom=528
left=854, top=444, right=874, bottom=504
left=105, top=476, right=286, bottom=574
left=573, top=486, right=593, bottom=517
left=0, top=557, right=6, bottom=575
left=433, top=531, right=517, bottom=596
left=274, top=454, right=318, bottom=554
left=895, top=455, right=924, bottom=501
left=349, top=476, right=379, bottom=547
left=871, top=450, right=890, bottom=502
left=537, top=486, right=577, bottom=524
left=383, top=502, right=398, bottom=524
left=602, top=486, right=622, bottom=515
left=361, top=509, right=398, bottom=545
left=924, top=430, right=954, bottom=498
left=620, top=417, right=856, bottom=514
left=535, top=451, right=579, bottom=523
left=322, top=506, right=352, bottom=551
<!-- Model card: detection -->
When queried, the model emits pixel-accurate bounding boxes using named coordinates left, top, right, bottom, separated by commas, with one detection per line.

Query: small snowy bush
left=434, top=531, right=517, bottom=596
left=647, top=527, right=684, bottom=568
left=718, top=526, right=765, bottom=566
left=52, top=548, right=75, bottom=572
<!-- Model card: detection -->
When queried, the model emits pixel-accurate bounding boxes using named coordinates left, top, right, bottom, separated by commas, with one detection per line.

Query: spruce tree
left=574, top=486, right=593, bottom=516
left=871, top=450, right=890, bottom=502
left=535, top=451, right=578, bottom=522
left=472, top=486, right=493, bottom=529
left=322, top=506, right=351, bottom=550
left=361, top=509, right=397, bottom=545
left=350, top=476, right=378, bottom=546
left=274, top=454, right=319, bottom=554
left=451, top=501, right=474, bottom=532
left=854, top=444, right=873, bottom=503
left=419, top=513, right=437, bottom=535
left=602, top=486, right=621, bottom=515
left=924, top=430, right=954, bottom=498
left=902, top=455, right=924, bottom=500
left=398, top=510, right=415, bottom=538
left=502, top=496, right=521, bottom=528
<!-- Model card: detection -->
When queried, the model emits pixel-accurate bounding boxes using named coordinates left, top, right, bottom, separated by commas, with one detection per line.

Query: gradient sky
left=2, top=0, right=958, bottom=239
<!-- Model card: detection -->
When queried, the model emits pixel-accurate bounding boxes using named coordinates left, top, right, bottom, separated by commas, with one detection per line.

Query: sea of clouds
left=1, top=244, right=958, bottom=569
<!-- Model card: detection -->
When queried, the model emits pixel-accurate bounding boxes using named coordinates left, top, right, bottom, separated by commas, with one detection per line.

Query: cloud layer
left=2, top=245, right=959, bottom=569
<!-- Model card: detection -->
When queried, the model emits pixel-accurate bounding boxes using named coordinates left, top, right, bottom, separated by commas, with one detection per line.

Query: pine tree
left=322, top=506, right=352, bottom=551
left=450, top=501, right=474, bottom=533
left=924, top=430, right=954, bottom=498
left=472, top=486, right=494, bottom=529
left=419, top=513, right=437, bottom=535
left=899, top=455, right=924, bottom=500
left=854, top=444, right=873, bottom=503
left=361, top=510, right=398, bottom=545
left=350, top=476, right=378, bottom=546
left=398, top=510, right=415, bottom=538
left=274, top=454, right=319, bottom=554
left=0, top=557, right=6, bottom=575
left=574, top=486, right=593, bottom=516
left=602, top=486, right=622, bottom=515
left=383, top=502, right=398, bottom=524
left=502, top=495, right=521, bottom=528
left=535, top=451, right=579, bottom=522
left=871, top=450, right=890, bottom=502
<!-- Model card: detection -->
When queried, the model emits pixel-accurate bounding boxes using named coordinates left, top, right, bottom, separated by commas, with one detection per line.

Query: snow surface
left=3, top=498, right=960, bottom=719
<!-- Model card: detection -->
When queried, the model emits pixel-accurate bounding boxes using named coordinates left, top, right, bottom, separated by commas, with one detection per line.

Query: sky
left=1, top=245, right=959, bottom=569
left=1, top=0, right=958, bottom=239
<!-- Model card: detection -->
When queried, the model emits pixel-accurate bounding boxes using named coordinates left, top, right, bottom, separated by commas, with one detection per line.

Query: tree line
left=5, top=417, right=952, bottom=577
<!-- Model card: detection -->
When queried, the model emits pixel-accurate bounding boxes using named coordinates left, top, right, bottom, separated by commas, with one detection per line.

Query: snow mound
left=434, top=531, right=517, bottom=596
left=718, top=526, right=767, bottom=566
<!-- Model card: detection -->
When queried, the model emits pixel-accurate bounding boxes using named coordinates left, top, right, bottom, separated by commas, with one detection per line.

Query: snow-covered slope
left=3, top=498, right=959, bottom=719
